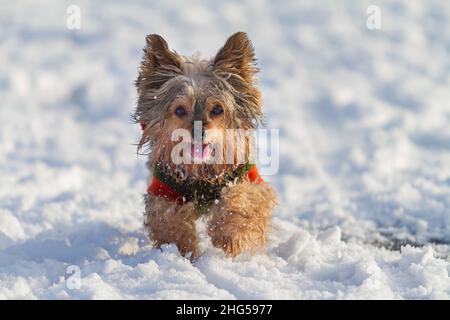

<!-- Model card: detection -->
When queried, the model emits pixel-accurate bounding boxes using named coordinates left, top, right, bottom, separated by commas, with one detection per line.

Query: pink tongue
left=191, top=144, right=210, bottom=160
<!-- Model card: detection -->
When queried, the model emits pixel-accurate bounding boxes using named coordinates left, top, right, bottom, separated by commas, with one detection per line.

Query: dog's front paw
left=208, top=211, right=254, bottom=257
left=145, top=194, right=200, bottom=261
left=208, top=180, right=276, bottom=257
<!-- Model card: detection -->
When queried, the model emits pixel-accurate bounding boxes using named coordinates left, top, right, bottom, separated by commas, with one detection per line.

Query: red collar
left=148, top=166, right=263, bottom=205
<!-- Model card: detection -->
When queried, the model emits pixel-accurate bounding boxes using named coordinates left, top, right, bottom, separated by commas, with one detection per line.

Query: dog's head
left=134, top=32, right=262, bottom=181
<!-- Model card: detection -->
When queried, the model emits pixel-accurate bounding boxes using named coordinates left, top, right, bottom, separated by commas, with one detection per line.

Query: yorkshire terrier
left=133, top=32, right=277, bottom=260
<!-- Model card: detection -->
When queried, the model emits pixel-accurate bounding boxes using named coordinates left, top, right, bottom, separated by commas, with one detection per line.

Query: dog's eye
left=211, top=105, right=223, bottom=116
left=175, top=106, right=187, bottom=117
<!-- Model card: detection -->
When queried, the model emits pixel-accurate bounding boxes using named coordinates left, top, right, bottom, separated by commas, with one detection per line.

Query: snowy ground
left=1, top=0, right=450, bottom=299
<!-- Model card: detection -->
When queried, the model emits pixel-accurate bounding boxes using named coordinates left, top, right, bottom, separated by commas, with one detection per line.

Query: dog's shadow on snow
left=1, top=221, right=148, bottom=267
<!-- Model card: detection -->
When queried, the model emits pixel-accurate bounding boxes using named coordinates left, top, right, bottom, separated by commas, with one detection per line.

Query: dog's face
left=134, top=32, right=262, bottom=181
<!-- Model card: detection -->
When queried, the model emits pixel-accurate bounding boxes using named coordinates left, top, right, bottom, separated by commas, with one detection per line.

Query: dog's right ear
left=136, top=34, right=182, bottom=91
left=213, top=32, right=258, bottom=84
left=144, top=34, right=182, bottom=71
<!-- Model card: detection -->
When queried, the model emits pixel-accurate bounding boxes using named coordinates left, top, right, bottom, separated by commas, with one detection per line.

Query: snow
left=1, top=0, right=450, bottom=299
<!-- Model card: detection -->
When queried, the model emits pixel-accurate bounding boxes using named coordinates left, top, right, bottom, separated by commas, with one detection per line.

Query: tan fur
left=144, top=194, right=200, bottom=260
left=135, top=32, right=277, bottom=260
left=208, top=180, right=277, bottom=257
left=144, top=179, right=277, bottom=259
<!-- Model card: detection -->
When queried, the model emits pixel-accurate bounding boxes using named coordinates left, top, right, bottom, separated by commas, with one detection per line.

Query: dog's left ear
left=136, top=34, right=182, bottom=92
left=213, top=32, right=258, bottom=83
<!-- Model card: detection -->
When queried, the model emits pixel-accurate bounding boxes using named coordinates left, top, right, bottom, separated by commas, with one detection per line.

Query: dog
left=133, top=32, right=277, bottom=260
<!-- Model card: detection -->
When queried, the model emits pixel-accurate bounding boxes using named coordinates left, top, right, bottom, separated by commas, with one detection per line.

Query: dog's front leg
left=208, top=180, right=277, bottom=258
left=144, top=194, right=200, bottom=260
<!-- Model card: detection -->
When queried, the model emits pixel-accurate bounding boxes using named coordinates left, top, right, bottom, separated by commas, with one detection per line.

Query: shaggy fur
left=208, top=179, right=276, bottom=257
left=144, top=194, right=200, bottom=259
left=134, top=32, right=277, bottom=260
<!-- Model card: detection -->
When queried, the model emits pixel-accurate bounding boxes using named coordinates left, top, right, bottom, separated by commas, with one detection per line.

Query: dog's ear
left=213, top=32, right=262, bottom=127
left=213, top=32, right=258, bottom=83
left=136, top=34, right=182, bottom=91
left=144, top=34, right=182, bottom=70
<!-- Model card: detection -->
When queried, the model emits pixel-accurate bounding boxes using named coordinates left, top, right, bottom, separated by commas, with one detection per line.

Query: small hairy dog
left=133, top=32, right=277, bottom=260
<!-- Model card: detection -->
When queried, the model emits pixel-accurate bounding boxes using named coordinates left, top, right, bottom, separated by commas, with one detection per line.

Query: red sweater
left=148, top=165, right=263, bottom=205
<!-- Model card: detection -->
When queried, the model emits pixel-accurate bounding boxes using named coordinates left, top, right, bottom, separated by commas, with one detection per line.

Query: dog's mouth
left=190, top=143, right=211, bottom=162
